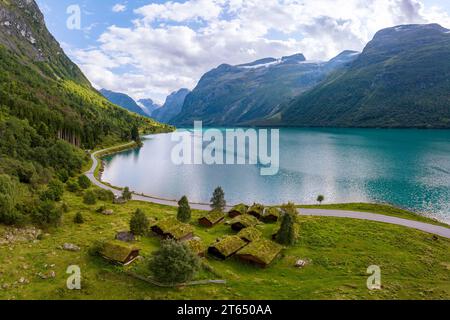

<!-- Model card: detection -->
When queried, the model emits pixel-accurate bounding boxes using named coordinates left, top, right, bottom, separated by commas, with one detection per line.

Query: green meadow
left=0, top=188, right=449, bottom=300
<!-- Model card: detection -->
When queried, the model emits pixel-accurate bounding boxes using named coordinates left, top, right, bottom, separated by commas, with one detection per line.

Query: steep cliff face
left=0, top=0, right=89, bottom=84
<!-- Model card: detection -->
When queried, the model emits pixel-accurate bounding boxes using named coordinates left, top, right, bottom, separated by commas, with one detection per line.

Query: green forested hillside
left=0, top=0, right=171, bottom=227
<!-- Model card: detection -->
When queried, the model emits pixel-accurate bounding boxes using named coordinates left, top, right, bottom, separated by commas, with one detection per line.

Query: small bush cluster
left=129, top=209, right=149, bottom=236
left=148, top=239, right=201, bottom=284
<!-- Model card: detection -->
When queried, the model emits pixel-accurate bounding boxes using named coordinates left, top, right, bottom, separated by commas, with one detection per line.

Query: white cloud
left=71, top=0, right=450, bottom=102
left=134, top=0, right=223, bottom=24
left=112, top=3, right=127, bottom=13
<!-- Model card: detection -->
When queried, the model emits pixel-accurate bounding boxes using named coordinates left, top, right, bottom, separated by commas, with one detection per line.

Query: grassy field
left=299, top=203, right=449, bottom=227
left=0, top=187, right=449, bottom=300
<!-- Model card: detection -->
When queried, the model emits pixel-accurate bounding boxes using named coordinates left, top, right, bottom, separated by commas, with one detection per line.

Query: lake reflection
left=102, top=128, right=450, bottom=223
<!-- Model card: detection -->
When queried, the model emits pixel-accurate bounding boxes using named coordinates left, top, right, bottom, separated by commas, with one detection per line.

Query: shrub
left=61, top=202, right=69, bottom=213
left=78, top=175, right=91, bottom=189
left=83, top=190, right=97, bottom=205
left=0, top=174, right=22, bottom=225
left=96, top=205, right=106, bottom=213
left=317, top=195, right=325, bottom=204
left=129, top=209, right=149, bottom=236
left=210, top=186, right=226, bottom=211
left=276, top=203, right=297, bottom=246
left=177, top=196, right=191, bottom=223
left=66, top=180, right=80, bottom=192
left=0, top=196, right=24, bottom=225
left=148, top=239, right=201, bottom=284
left=74, top=212, right=84, bottom=224
left=15, top=161, right=36, bottom=184
left=40, top=179, right=64, bottom=201
left=94, top=189, right=114, bottom=202
left=32, top=200, right=63, bottom=228
left=122, top=187, right=132, bottom=201
left=88, top=240, right=106, bottom=257
left=57, top=169, right=69, bottom=183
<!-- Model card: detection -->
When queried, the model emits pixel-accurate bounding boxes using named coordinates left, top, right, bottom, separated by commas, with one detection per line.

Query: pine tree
left=130, top=209, right=149, bottom=236
left=177, top=196, right=191, bottom=223
left=210, top=186, right=226, bottom=211
left=122, top=187, right=132, bottom=201
left=276, top=203, right=297, bottom=246
left=131, top=126, right=141, bottom=145
left=78, top=175, right=91, bottom=189
left=83, top=190, right=97, bottom=205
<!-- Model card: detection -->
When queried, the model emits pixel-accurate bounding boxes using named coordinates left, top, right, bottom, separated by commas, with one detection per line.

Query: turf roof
left=237, top=239, right=283, bottom=266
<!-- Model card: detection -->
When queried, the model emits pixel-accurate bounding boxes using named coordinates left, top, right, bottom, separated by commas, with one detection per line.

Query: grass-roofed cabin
left=99, top=240, right=140, bottom=266
left=236, top=239, right=283, bottom=268
left=230, top=214, right=260, bottom=231
left=185, top=238, right=207, bottom=257
left=198, top=210, right=225, bottom=228
left=262, top=207, right=281, bottom=223
left=208, top=236, right=248, bottom=260
left=247, top=203, right=265, bottom=219
left=228, top=204, right=249, bottom=218
left=238, top=227, right=262, bottom=243
left=151, top=218, right=194, bottom=241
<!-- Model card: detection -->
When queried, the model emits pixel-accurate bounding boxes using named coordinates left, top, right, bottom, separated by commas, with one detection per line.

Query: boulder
left=62, top=243, right=80, bottom=252
left=295, top=259, right=309, bottom=268
left=102, top=209, right=114, bottom=216
left=115, top=231, right=135, bottom=243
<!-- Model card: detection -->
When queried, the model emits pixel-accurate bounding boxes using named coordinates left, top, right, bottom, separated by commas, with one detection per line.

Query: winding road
left=85, top=148, right=450, bottom=239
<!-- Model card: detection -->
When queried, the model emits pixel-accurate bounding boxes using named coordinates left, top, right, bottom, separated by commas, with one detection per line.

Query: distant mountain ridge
left=172, top=51, right=359, bottom=126
left=278, top=24, right=450, bottom=128
left=171, top=23, right=450, bottom=128
left=138, top=98, right=161, bottom=116
left=100, top=89, right=149, bottom=117
left=152, top=88, right=191, bottom=124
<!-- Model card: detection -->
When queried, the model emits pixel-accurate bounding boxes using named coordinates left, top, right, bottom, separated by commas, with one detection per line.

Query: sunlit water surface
left=102, top=128, right=450, bottom=223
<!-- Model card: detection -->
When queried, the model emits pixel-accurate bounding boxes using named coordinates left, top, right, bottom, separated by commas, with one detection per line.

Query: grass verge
left=299, top=203, right=449, bottom=228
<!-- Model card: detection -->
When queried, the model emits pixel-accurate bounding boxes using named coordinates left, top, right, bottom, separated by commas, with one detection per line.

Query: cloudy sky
left=36, top=0, right=450, bottom=104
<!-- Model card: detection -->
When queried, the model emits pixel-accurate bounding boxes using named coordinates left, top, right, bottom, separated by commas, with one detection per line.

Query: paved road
left=86, top=149, right=450, bottom=239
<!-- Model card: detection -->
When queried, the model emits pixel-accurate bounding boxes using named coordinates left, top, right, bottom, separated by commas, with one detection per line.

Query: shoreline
left=90, top=137, right=449, bottom=225
left=84, top=140, right=450, bottom=238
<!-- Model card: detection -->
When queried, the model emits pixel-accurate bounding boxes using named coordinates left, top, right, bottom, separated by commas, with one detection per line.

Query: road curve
left=85, top=148, right=450, bottom=239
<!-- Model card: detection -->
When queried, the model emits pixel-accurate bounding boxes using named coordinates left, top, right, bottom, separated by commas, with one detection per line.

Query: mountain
left=99, top=89, right=149, bottom=117
left=0, top=0, right=90, bottom=85
left=137, top=98, right=161, bottom=116
left=172, top=52, right=359, bottom=126
left=279, top=24, right=450, bottom=128
left=0, top=0, right=170, bottom=186
left=152, top=88, right=191, bottom=124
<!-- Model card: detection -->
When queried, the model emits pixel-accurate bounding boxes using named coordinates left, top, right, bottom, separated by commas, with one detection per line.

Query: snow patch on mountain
left=239, top=59, right=282, bottom=69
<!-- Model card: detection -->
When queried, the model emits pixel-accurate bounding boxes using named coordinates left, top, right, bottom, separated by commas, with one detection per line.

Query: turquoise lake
left=102, top=128, right=450, bottom=223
